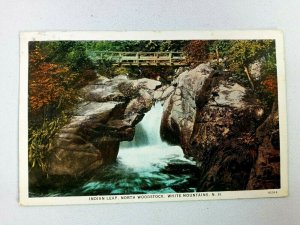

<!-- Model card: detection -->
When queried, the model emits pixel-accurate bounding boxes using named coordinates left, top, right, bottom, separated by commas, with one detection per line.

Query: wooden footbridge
left=90, top=51, right=188, bottom=66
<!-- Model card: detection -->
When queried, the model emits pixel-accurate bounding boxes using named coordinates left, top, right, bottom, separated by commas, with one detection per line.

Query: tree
left=29, top=43, right=69, bottom=117
left=159, top=40, right=189, bottom=52
left=208, top=40, right=232, bottom=65
left=29, top=41, right=97, bottom=122
left=183, top=40, right=211, bottom=67
left=34, top=41, right=94, bottom=74
left=226, top=40, right=274, bottom=90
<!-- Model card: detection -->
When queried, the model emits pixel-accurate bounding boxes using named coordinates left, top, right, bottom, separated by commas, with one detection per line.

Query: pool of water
left=31, top=102, right=200, bottom=197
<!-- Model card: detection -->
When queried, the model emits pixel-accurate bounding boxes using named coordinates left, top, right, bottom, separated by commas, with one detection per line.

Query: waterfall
left=118, top=102, right=193, bottom=172
left=120, top=102, right=166, bottom=148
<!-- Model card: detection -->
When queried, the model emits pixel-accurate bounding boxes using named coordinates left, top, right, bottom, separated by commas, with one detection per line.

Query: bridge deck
left=91, top=51, right=188, bottom=66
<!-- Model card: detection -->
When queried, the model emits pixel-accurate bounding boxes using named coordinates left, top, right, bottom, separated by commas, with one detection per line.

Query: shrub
left=29, top=114, right=69, bottom=171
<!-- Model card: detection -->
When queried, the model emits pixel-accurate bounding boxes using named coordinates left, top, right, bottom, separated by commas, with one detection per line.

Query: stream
left=32, top=102, right=200, bottom=197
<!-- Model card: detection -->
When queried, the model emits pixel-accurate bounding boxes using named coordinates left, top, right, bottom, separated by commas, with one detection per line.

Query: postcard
left=19, top=31, right=288, bottom=205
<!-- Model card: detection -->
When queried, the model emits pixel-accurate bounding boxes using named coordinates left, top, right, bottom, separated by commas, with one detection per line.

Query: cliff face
left=160, top=63, right=212, bottom=152
left=191, top=80, right=263, bottom=191
left=161, top=63, right=279, bottom=191
left=246, top=101, right=280, bottom=190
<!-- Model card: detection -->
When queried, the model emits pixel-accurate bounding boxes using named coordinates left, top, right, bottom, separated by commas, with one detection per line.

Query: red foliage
left=261, top=75, right=277, bottom=96
left=29, top=47, right=69, bottom=113
left=183, top=40, right=210, bottom=67
left=29, top=45, right=98, bottom=118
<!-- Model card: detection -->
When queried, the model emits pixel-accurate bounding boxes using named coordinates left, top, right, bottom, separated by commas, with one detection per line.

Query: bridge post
left=136, top=52, right=140, bottom=66
left=119, top=52, right=122, bottom=64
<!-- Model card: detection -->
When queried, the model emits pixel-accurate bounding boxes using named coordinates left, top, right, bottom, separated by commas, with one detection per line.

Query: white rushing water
left=119, top=102, right=194, bottom=173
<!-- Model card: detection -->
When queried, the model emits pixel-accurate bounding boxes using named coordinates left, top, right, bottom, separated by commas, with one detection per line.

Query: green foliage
left=28, top=42, right=98, bottom=169
left=208, top=40, right=232, bottom=58
left=223, top=40, right=277, bottom=108
left=159, top=40, right=189, bottom=51
left=226, top=40, right=274, bottom=73
left=89, top=41, right=115, bottom=51
left=255, top=83, right=276, bottom=110
left=183, top=39, right=277, bottom=108
left=114, top=66, right=130, bottom=76
left=87, top=40, right=188, bottom=52
left=223, top=40, right=275, bottom=90
left=38, top=41, right=95, bottom=72
left=257, top=41, right=277, bottom=108
left=96, top=57, right=115, bottom=77
left=29, top=114, right=69, bottom=171
left=260, top=42, right=277, bottom=78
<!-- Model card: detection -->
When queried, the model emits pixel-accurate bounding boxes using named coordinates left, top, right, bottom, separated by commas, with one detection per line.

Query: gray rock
left=47, top=101, right=123, bottom=176
left=210, top=82, right=246, bottom=108
left=249, top=60, right=262, bottom=80
left=48, top=140, right=119, bottom=176
left=153, top=85, right=173, bottom=101
left=161, top=85, right=175, bottom=100
left=113, top=75, right=128, bottom=80
left=153, top=89, right=163, bottom=100
left=82, top=83, right=126, bottom=102
left=132, top=78, right=161, bottom=90
left=48, top=148, right=102, bottom=176
left=75, top=101, right=121, bottom=117
left=176, top=63, right=212, bottom=90
left=124, top=97, right=149, bottom=116
left=95, top=75, right=110, bottom=84
left=161, top=63, right=211, bottom=148
left=139, top=89, right=154, bottom=109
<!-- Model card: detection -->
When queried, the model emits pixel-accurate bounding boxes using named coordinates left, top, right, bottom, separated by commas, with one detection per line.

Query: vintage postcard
left=19, top=31, right=288, bottom=205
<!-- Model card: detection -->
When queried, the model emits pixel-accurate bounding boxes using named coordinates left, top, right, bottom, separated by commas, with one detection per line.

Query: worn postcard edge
left=19, top=30, right=288, bottom=206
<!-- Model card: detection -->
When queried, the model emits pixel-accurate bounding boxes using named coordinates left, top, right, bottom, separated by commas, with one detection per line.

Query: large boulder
left=160, top=63, right=212, bottom=150
left=47, top=101, right=124, bottom=177
left=45, top=76, right=161, bottom=178
left=154, top=85, right=175, bottom=102
left=132, top=78, right=162, bottom=90
left=160, top=62, right=266, bottom=191
left=82, top=84, right=126, bottom=102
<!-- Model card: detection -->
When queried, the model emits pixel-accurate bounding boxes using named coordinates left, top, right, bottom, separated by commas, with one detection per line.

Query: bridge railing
left=91, top=51, right=187, bottom=66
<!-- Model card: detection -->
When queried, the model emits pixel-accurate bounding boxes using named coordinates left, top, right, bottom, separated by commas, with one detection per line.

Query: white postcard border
left=19, top=30, right=288, bottom=206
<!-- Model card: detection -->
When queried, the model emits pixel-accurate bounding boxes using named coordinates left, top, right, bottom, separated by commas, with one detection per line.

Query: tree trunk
left=244, top=65, right=255, bottom=90
left=215, top=47, right=220, bottom=65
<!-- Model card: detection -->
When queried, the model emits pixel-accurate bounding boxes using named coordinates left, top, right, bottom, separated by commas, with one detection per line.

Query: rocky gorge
left=160, top=63, right=280, bottom=191
left=30, top=62, right=280, bottom=193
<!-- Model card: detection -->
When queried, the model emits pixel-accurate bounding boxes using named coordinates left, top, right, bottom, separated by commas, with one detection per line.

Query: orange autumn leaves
left=261, top=75, right=277, bottom=96
left=29, top=47, right=69, bottom=113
